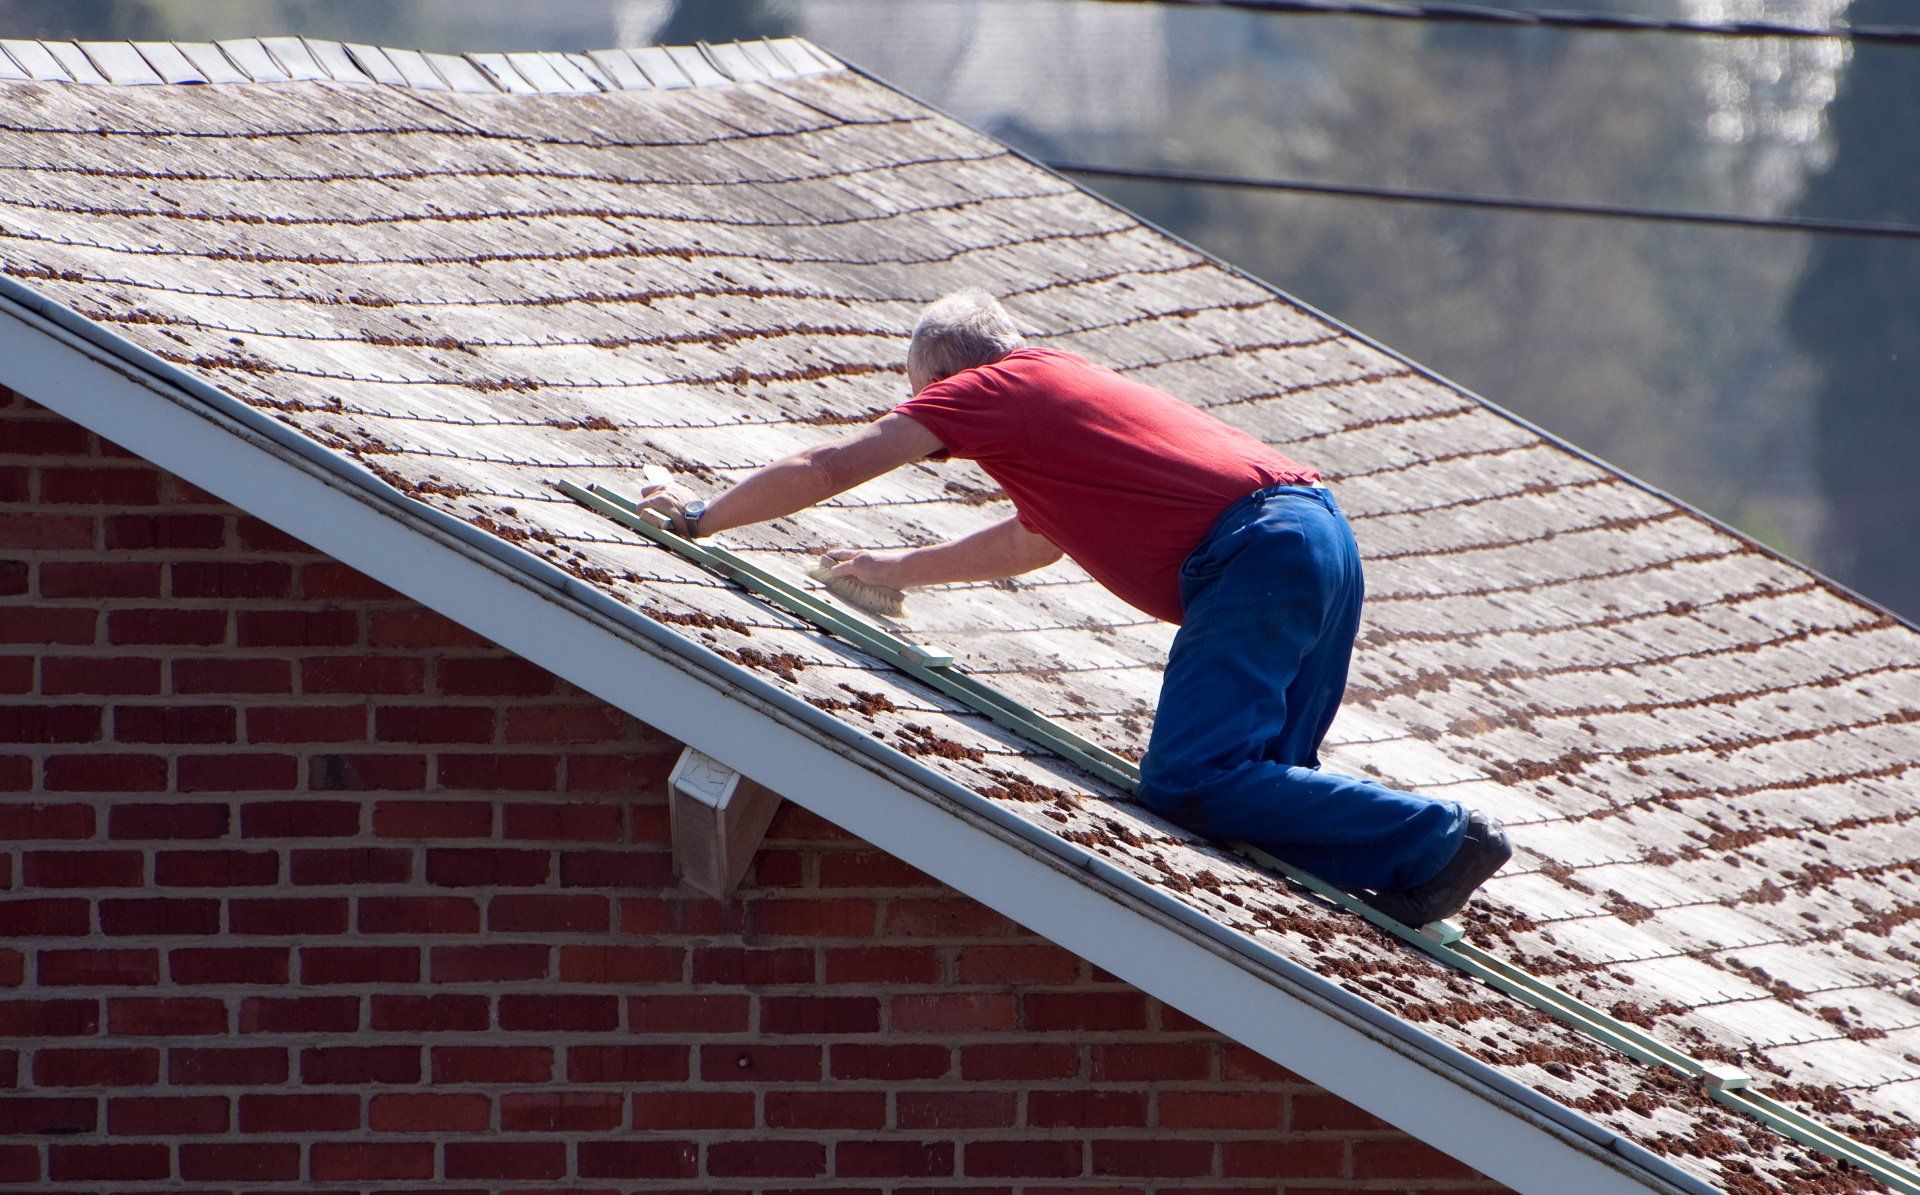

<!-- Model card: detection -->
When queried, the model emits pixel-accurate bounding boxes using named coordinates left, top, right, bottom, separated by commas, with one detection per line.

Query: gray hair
left=906, top=290, right=1025, bottom=388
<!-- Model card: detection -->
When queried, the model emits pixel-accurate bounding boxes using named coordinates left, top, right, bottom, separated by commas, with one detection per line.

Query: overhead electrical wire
left=1086, top=0, right=1920, bottom=47
left=1046, top=161, right=1920, bottom=241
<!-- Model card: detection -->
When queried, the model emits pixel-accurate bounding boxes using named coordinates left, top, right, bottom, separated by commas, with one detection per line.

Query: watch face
left=683, top=499, right=708, bottom=517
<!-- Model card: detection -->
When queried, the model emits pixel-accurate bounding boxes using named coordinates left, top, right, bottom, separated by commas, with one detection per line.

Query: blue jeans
left=1139, top=484, right=1465, bottom=892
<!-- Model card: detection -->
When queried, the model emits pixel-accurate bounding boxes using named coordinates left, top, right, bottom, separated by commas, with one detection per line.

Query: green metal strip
left=562, top=478, right=1920, bottom=1194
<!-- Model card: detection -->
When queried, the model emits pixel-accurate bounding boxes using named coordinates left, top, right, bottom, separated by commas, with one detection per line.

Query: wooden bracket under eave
left=667, top=746, right=783, bottom=899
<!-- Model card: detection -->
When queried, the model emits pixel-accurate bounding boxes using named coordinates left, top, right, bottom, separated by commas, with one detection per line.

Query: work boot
left=1362, top=810, right=1511, bottom=928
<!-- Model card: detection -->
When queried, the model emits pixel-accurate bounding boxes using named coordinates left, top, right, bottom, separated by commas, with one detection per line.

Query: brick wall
left=0, top=388, right=1504, bottom=1192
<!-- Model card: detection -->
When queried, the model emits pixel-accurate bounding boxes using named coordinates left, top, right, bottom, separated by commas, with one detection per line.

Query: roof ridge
left=0, top=34, right=841, bottom=92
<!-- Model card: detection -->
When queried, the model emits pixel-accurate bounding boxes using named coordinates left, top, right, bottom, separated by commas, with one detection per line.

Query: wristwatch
left=680, top=498, right=709, bottom=539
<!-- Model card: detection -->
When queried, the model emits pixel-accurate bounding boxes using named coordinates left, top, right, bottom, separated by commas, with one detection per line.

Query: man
left=639, top=290, right=1510, bottom=925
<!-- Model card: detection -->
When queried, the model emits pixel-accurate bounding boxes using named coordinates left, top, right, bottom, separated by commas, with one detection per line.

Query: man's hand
left=636, top=481, right=701, bottom=537
left=819, top=547, right=911, bottom=591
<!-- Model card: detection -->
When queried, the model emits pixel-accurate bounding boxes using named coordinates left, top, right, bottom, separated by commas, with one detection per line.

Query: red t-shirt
left=892, top=348, right=1318, bottom=624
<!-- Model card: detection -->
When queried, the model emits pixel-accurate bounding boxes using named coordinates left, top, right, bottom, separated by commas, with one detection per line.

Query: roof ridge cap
left=0, top=34, right=842, bottom=91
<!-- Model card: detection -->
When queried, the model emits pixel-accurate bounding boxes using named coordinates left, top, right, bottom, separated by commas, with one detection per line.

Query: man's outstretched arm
left=821, top=516, right=1062, bottom=590
left=638, top=413, right=942, bottom=536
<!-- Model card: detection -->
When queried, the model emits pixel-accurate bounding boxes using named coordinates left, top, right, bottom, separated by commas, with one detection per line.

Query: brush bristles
left=808, top=558, right=907, bottom=618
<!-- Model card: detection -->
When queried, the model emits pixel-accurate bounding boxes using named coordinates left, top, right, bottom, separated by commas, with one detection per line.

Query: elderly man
left=640, top=291, right=1509, bottom=926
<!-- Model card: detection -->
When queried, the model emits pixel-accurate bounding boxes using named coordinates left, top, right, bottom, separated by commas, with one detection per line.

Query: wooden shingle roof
left=2, top=34, right=1917, bottom=1194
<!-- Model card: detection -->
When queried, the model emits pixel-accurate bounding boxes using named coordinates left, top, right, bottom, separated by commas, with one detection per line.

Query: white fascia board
left=0, top=288, right=1706, bottom=1195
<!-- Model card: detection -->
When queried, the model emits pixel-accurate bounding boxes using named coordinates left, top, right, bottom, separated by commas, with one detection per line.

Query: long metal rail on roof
left=563, top=479, right=1920, bottom=1195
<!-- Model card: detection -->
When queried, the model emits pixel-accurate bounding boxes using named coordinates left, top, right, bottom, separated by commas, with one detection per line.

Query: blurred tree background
left=0, top=0, right=1912, bottom=619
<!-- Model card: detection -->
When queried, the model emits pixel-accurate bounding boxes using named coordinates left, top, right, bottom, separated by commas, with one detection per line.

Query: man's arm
left=821, top=515, right=1062, bottom=590
left=638, top=413, right=942, bottom=537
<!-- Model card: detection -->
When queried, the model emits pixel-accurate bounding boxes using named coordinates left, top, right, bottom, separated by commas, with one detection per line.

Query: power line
left=1047, top=161, right=1920, bottom=241
left=1086, top=0, right=1920, bottom=47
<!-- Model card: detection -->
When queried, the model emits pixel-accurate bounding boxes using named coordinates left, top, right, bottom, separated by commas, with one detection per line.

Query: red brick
left=565, top=1043, right=696, bottom=1084
left=502, top=800, right=621, bottom=841
left=0, top=465, right=21, bottom=502
left=578, top=1140, right=699, bottom=1179
left=34, top=1046, right=159, bottom=1087
left=301, top=946, right=419, bottom=985
left=445, top=1139, right=567, bottom=1180
left=0, top=755, right=27, bottom=792
left=310, top=1141, right=435, bottom=1181
left=0, top=656, right=29, bottom=693
left=829, top=1043, right=951, bottom=1081
left=628, top=993, right=749, bottom=1033
left=309, top=752, right=428, bottom=791
left=99, top=897, right=219, bottom=936
left=0, top=705, right=99, bottom=744
left=302, top=655, right=425, bottom=694
left=824, top=945, right=942, bottom=985
left=426, top=846, right=550, bottom=887
left=40, top=466, right=159, bottom=505
left=301, top=1044, right=419, bottom=1084
left=0, top=801, right=93, bottom=838
left=1024, top=991, right=1147, bottom=1032
left=884, top=897, right=1017, bottom=938
left=235, top=608, right=358, bottom=647
left=171, top=561, right=293, bottom=599
left=488, top=893, right=607, bottom=933
left=1352, top=1138, right=1481, bottom=1180
left=371, top=994, right=489, bottom=1032
left=962, top=1043, right=1079, bottom=1082
left=106, top=607, right=225, bottom=646
left=620, top=895, right=737, bottom=936
left=37, top=947, right=158, bottom=986
left=178, top=753, right=298, bottom=793
left=818, top=849, right=940, bottom=888
left=44, top=752, right=167, bottom=792
left=301, top=562, right=399, bottom=600
left=437, top=656, right=556, bottom=696
left=179, top=1141, right=301, bottom=1181
left=436, top=752, right=560, bottom=791
left=290, top=846, right=412, bottom=885
left=765, top=1089, right=887, bottom=1131
left=112, top=704, right=234, bottom=744
left=104, top=512, right=224, bottom=550
left=47, top=1143, right=170, bottom=1182
left=170, top=947, right=288, bottom=986
left=1161, top=1090, right=1286, bottom=1130
left=503, top=703, right=627, bottom=743
left=691, top=946, right=815, bottom=985
left=630, top=1090, right=755, bottom=1130
left=23, top=849, right=143, bottom=888
left=892, top=993, right=1017, bottom=1034
left=708, top=1140, right=827, bottom=1179
left=0, top=515, right=93, bottom=552
left=245, top=705, right=367, bottom=743
left=369, top=1091, right=490, bottom=1132
left=107, top=995, right=226, bottom=1035
left=1221, top=1140, right=1345, bottom=1179
left=107, top=1094, right=226, bottom=1135
left=374, top=798, right=492, bottom=837
left=964, top=1140, right=1084, bottom=1179
left=240, top=799, right=360, bottom=837
left=899, top=1090, right=1018, bottom=1130
left=565, top=750, right=675, bottom=792
left=956, top=944, right=1082, bottom=985
left=432, top=1045, right=552, bottom=1084
left=40, top=562, right=162, bottom=598
left=0, top=998, right=97, bottom=1036
left=0, top=902, right=80, bottom=941
left=170, top=1046, right=288, bottom=1085
left=0, top=1094, right=96, bottom=1133
left=762, top=996, right=880, bottom=1035
left=500, top=1090, right=624, bottom=1132
left=1092, top=1042, right=1213, bottom=1081
left=1092, top=1140, right=1214, bottom=1177
left=233, top=515, right=308, bottom=553
left=554, top=945, right=681, bottom=985
left=749, top=897, right=875, bottom=938
left=499, top=993, right=618, bottom=1032
left=360, top=895, right=480, bottom=935
left=0, top=948, right=19, bottom=984
left=698, top=1045, right=817, bottom=1091
left=173, top=656, right=292, bottom=694
left=40, top=660, right=157, bottom=699
left=1, top=419, right=90, bottom=455
left=228, top=897, right=348, bottom=935
left=153, top=848, right=279, bottom=887
left=1221, top=1044, right=1303, bottom=1082
left=1029, top=1090, right=1148, bottom=1129
left=558, top=847, right=675, bottom=888
left=238, top=1091, right=358, bottom=1133
left=238, top=995, right=359, bottom=1034
left=752, top=848, right=806, bottom=887
left=109, top=801, right=227, bottom=839
left=837, top=1139, right=954, bottom=1178
left=376, top=706, right=494, bottom=744
left=431, top=943, right=549, bottom=983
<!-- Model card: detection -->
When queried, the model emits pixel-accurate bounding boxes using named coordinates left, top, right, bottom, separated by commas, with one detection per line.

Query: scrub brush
left=809, top=555, right=907, bottom=618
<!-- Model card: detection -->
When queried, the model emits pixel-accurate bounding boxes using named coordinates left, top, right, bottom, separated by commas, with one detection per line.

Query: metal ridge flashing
left=0, top=271, right=1702, bottom=1195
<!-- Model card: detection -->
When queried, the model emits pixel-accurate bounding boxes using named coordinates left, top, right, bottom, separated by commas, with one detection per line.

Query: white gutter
left=0, top=276, right=1722, bottom=1195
